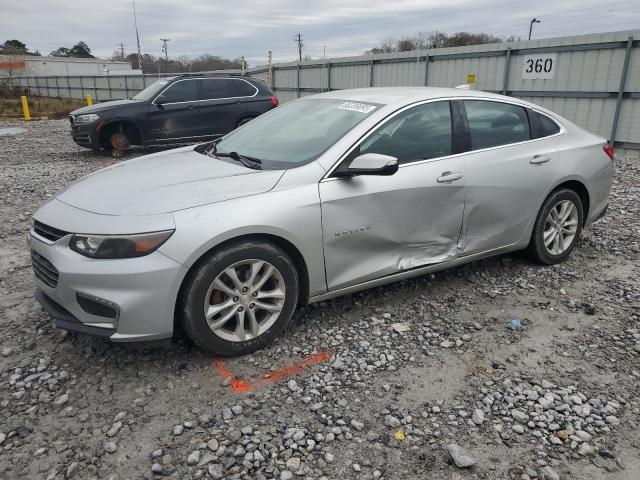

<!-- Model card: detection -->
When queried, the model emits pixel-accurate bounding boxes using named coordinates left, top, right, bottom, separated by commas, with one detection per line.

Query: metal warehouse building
left=0, top=55, right=139, bottom=77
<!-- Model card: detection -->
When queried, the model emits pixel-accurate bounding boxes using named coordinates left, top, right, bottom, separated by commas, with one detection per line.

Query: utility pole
left=293, top=33, right=303, bottom=61
left=267, top=50, right=273, bottom=88
left=117, top=42, right=126, bottom=58
left=132, top=2, right=142, bottom=70
left=528, top=18, right=541, bottom=40
left=160, top=38, right=170, bottom=62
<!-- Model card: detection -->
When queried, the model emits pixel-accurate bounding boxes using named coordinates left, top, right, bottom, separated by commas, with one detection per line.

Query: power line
left=160, top=38, right=171, bottom=62
left=293, top=33, right=303, bottom=61
left=117, top=42, right=127, bottom=57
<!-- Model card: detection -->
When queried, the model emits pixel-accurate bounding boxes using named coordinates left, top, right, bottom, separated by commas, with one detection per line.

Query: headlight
left=74, top=114, right=100, bottom=124
left=69, top=230, right=174, bottom=259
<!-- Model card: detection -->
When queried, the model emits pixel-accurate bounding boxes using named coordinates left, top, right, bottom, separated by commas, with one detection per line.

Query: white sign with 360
left=522, top=53, right=556, bottom=80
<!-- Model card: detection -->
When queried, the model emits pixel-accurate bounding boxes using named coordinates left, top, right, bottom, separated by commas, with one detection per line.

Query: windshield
left=132, top=78, right=173, bottom=101
left=213, top=98, right=380, bottom=168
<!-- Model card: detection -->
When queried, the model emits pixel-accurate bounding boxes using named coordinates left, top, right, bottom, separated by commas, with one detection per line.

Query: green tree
left=50, top=47, right=71, bottom=57
left=1, top=39, right=34, bottom=55
left=69, top=41, right=94, bottom=58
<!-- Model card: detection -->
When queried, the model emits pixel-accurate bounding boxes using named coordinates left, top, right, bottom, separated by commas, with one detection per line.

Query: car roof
left=312, top=86, right=523, bottom=108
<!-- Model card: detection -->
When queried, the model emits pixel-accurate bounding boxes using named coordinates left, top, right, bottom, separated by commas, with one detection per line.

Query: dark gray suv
left=68, top=74, right=278, bottom=151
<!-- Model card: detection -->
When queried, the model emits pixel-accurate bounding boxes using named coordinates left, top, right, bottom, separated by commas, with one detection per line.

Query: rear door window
left=358, top=101, right=453, bottom=164
left=233, top=79, right=258, bottom=97
left=531, top=111, right=561, bottom=138
left=159, top=80, right=197, bottom=103
left=464, top=100, right=530, bottom=150
left=198, top=79, right=235, bottom=100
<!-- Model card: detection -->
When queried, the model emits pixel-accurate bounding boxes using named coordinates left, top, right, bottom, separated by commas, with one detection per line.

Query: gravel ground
left=0, top=119, right=638, bottom=480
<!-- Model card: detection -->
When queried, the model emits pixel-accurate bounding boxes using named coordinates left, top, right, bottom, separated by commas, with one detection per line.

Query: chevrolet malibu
left=30, top=87, right=614, bottom=356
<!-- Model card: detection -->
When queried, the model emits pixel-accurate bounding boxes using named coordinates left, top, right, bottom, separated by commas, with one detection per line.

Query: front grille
left=33, top=221, right=69, bottom=242
left=31, top=251, right=59, bottom=288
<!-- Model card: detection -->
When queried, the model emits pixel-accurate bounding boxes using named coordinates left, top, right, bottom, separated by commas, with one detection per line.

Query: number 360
left=525, top=57, right=553, bottom=73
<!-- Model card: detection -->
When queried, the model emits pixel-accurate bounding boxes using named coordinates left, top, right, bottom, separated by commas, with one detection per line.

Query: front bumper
left=30, top=232, right=186, bottom=342
left=69, top=120, right=100, bottom=149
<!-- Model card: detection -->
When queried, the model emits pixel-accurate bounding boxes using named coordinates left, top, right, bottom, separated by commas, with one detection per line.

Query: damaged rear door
left=320, top=100, right=467, bottom=291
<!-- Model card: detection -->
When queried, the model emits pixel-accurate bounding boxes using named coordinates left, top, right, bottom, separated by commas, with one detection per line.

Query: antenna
left=132, top=2, right=142, bottom=69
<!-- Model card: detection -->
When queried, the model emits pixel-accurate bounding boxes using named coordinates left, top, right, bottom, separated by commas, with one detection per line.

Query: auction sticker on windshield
left=338, top=102, right=377, bottom=114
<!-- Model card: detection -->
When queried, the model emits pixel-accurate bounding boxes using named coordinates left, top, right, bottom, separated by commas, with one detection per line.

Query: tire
left=109, top=131, right=129, bottom=151
left=236, top=116, right=254, bottom=128
left=528, top=188, right=584, bottom=265
left=179, top=240, right=299, bottom=356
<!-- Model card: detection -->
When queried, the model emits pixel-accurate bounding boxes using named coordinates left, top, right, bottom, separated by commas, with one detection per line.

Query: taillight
left=270, top=96, right=279, bottom=107
left=603, top=143, right=615, bottom=161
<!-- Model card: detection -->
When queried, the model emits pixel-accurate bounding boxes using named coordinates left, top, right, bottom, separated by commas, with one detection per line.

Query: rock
left=472, top=409, right=485, bottom=425
left=53, top=393, right=68, bottom=406
left=286, top=457, right=301, bottom=470
left=447, top=444, right=476, bottom=468
left=439, top=340, right=454, bottom=348
left=391, top=322, right=410, bottom=333
left=231, top=404, right=243, bottom=415
left=207, top=439, right=219, bottom=451
left=350, top=419, right=365, bottom=431
left=106, top=421, right=122, bottom=437
left=384, top=415, right=401, bottom=428
left=512, top=424, right=525, bottom=434
left=578, top=443, right=596, bottom=456
left=280, top=471, right=293, bottom=480
left=173, top=425, right=184, bottom=436
left=222, top=407, right=233, bottom=420
left=187, top=450, right=201, bottom=466
left=538, top=466, right=560, bottom=480
left=151, top=463, right=163, bottom=474
left=511, top=409, right=529, bottom=424
left=208, top=464, right=224, bottom=479
left=1, top=347, right=12, bottom=357
left=104, top=441, right=117, bottom=453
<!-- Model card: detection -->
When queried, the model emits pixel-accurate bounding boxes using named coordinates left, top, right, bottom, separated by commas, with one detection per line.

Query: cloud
left=1, top=0, right=638, bottom=65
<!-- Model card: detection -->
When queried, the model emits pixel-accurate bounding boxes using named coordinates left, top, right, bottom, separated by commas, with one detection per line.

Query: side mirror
left=335, top=153, right=399, bottom=177
left=154, top=95, right=167, bottom=106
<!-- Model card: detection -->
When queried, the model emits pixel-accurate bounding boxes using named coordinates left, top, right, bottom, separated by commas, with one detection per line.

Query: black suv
left=69, top=74, right=278, bottom=151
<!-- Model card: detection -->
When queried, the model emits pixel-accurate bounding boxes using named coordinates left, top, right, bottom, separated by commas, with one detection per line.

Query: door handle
left=187, top=105, right=195, bottom=110
left=530, top=155, right=551, bottom=164
left=437, top=171, right=463, bottom=182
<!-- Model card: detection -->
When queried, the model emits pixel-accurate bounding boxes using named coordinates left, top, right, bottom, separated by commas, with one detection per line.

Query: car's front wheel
left=528, top=188, right=584, bottom=264
left=179, top=240, right=299, bottom=356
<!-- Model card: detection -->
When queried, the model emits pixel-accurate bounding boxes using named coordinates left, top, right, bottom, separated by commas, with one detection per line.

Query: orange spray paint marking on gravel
left=212, top=351, right=331, bottom=393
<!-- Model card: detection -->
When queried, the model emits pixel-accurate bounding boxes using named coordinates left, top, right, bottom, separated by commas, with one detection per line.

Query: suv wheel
left=180, top=240, right=299, bottom=356
left=109, top=131, right=129, bottom=151
left=528, top=188, right=584, bottom=265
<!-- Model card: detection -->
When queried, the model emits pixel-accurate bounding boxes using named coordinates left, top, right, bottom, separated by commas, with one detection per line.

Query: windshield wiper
left=215, top=151, right=263, bottom=169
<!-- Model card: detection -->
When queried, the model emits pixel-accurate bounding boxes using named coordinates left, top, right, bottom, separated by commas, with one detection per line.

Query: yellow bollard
left=86, top=95, right=93, bottom=106
left=21, top=95, right=31, bottom=121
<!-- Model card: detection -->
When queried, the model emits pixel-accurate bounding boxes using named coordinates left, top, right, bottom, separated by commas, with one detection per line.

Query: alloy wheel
left=543, top=199, right=579, bottom=255
left=203, top=259, right=286, bottom=342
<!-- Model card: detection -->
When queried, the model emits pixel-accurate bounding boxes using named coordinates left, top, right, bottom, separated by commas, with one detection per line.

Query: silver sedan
left=30, top=87, right=614, bottom=355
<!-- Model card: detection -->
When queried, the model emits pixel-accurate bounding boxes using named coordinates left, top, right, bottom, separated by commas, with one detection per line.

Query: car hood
left=71, top=99, right=140, bottom=115
left=56, top=146, right=285, bottom=215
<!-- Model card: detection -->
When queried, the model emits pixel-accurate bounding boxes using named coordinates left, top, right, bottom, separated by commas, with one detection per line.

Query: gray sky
left=1, top=0, right=638, bottom=65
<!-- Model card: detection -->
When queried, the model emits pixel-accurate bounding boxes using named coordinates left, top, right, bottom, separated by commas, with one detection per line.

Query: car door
left=147, top=79, right=200, bottom=141
left=197, top=78, right=247, bottom=137
left=320, top=100, right=467, bottom=291
left=458, top=99, right=559, bottom=256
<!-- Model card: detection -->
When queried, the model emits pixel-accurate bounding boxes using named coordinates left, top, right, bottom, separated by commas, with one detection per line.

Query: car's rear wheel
left=528, top=188, right=584, bottom=264
left=179, top=240, right=299, bottom=356
left=236, top=116, right=255, bottom=128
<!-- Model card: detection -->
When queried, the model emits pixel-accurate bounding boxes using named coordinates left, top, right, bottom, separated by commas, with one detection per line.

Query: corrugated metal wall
left=251, top=29, right=640, bottom=149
